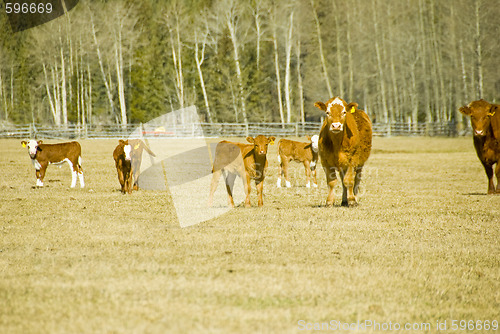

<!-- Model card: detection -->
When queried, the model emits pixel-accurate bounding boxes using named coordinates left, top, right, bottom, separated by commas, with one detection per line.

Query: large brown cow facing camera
left=208, top=135, right=275, bottom=207
left=314, top=97, right=372, bottom=206
left=459, top=99, right=500, bottom=194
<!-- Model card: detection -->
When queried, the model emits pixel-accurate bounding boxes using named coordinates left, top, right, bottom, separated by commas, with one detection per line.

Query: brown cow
left=113, top=140, right=133, bottom=194
left=314, top=97, right=372, bottom=206
left=208, top=135, right=276, bottom=207
left=459, top=99, right=500, bottom=194
left=277, top=135, right=319, bottom=188
left=128, top=139, right=156, bottom=190
left=21, top=140, right=84, bottom=188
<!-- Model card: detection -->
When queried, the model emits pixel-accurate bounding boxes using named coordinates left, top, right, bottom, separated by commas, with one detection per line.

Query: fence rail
left=0, top=122, right=470, bottom=139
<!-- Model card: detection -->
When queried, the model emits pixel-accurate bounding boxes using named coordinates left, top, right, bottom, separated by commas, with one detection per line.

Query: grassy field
left=0, top=137, right=499, bottom=333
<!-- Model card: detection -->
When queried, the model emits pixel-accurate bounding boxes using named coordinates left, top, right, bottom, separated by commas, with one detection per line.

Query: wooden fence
left=0, top=121, right=469, bottom=139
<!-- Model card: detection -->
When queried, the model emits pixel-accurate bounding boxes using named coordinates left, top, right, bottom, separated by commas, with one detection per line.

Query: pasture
left=0, top=137, right=499, bottom=333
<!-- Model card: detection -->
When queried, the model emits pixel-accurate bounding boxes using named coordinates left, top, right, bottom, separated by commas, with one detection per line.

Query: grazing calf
left=21, top=140, right=84, bottom=188
left=314, top=97, right=372, bottom=206
left=128, top=139, right=156, bottom=190
left=459, top=99, right=500, bottom=194
left=208, top=135, right=275, bottom=207
left=113, top=140, right=133, bottom=194
left=277, top=135, right=319, bottom=188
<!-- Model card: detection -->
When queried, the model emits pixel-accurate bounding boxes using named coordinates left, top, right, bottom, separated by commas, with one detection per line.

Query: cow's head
left=21, top=139, right=43, bottom=159
left=247, top=135, right=275, bottom=156
left=315, top=97, right=358, bottom=134
left=459, top=100, right=498, bottom=137
left=119, top=139, right=132, bottom=161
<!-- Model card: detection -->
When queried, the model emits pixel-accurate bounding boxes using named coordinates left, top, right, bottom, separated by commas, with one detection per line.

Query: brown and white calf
left=208, top=135, right=275, bottom=207
left=314, top=97, right=372, bottom=206
left=277, top=135, right=319, bottom=188
left=21, top=140, right=84, bottom=188
left=113, top=140, right=133, bottom=194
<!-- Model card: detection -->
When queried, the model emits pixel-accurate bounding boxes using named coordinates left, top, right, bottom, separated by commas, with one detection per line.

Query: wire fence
left=0, top=121, right=469, bottom=139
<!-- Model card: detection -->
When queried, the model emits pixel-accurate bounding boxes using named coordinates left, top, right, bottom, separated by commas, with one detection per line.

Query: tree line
left=0, top=0, right=498, bottom=129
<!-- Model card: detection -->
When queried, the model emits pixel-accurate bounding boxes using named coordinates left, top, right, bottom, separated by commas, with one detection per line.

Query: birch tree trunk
left=60, top=44, right=68, bottom=128
left=333, top=2, right=344, bottom=98
left=284, top=11, right=294, bottom=123
left=418, top=0, right=432, bottom=124
left=169, top=14, right=184, bottom=110
left=42, top=63, right=59, bottom=125
left=87, top=63, right=92, bottom=126
left=474, top=0, right=484, bottom=98
left=115, top=25, right=127, bottom=128
left=90, top=13, right=115, bottom=119
left=194, top=29, right=212, bottom=122
left=372, top=0, right=388, bottom=123
left=51, top=63, right=61, bottom=126
left=311, top=0, right=332, bottom=97
left=346, top=9, right=354, bottom=101
left=225, top=4, right=248, bottom=124
left=251, top=0, right=264, bottom=69
left=272, top=21, right=284, bottom=125
left=0, top=70, right=7, bottom=120
left=296, top=39, right=305, bottom=123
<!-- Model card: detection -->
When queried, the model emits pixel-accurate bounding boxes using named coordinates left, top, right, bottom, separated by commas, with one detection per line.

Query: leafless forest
left=0, top=0, right=499, bottom=129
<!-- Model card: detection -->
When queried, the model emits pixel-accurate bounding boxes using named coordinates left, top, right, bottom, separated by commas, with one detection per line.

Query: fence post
left=245, top=123, right=249, bottom=137
left=295, top=123, right=299, bottom=137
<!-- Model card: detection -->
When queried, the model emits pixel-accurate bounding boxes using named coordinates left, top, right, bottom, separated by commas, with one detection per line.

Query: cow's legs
left=495, top=162, right=500, bottom=194
left=116, top=162, right=126, bottom=194
left=256, top=179, right=264, bottom=207
left=353, top=166, right=363, bottom=196
left=244, top=173, right=252, bottom=207
left=277, top=155, right=283, bottom=187
left=343, top=165, right=357, bottom=206
left=66, top=160, right=77, bottom=188
left=481, top=161, right=495, bottom=194
left=304, top=161, right=311, bottom=188
left=208, top=169, right=222, bottom=207
left=324, top=165, right=337, bottom=206
left=125, top=171, right=133, bottom=194
left=76, top=158, right=85, bottom=188
left=224, top=171, right=237, bottom=207
left=283, top=159, right=291, bottom=187
left=311, top=161, right=318, bottom=187
left=35, top=165, right=47, bottom=187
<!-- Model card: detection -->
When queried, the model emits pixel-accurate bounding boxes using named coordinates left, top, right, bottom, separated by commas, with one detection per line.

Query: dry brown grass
left=0, top=137, right=499, bottom=333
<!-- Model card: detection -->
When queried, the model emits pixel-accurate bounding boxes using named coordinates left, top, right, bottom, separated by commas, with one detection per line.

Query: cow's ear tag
left=350, top=107, right=356, bottom=113
left=22, top=143, right=26, bottom=148
left=487, top=111, right=495, bottom=116
left=270, top=140, right=275, bottom=145
left=134, top=143, right=140, bottom=149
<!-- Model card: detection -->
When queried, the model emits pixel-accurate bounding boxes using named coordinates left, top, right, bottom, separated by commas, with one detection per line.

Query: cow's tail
left=143, top=143, right=156, bottom=157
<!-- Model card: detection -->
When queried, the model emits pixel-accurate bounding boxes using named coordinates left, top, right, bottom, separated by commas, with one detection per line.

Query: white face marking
left=124, top=145, right=132, bottom=161
left=310, top=135, right=319, bottom=152
left=27, top=140, right=39, bottom=158
left=310, top=161, right=316, bottom=168
left=327, top=97, right=346, bottom=113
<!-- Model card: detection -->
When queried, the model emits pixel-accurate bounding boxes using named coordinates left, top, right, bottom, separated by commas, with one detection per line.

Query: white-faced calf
left=21, top=140, right=84, bottom=188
